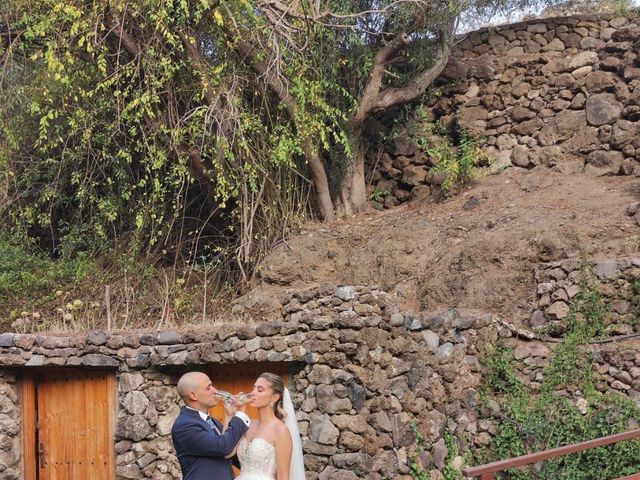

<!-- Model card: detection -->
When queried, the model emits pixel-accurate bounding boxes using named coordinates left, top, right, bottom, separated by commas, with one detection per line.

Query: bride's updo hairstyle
left=259, top=372, right=286, bottom=420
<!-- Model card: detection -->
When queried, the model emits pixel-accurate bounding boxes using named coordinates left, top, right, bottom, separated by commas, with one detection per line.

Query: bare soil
left=251, top=167, right=640, bottom=325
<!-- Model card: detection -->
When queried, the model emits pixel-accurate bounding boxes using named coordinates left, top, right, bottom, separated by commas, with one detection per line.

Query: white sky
left=460, top=1, right=640, bottom=32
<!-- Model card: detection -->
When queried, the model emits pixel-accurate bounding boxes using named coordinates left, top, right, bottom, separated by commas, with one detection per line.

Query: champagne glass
left=214, top=390, right=252, bottom=405
left=234, top=393, right=253, bottom=404
left=213, top=390, right=234, bottom=402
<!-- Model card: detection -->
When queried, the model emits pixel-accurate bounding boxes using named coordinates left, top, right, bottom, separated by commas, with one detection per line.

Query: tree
left=2, top=0, right=321, bottom=276
left=335, top=2, right=456, bottom=217
left=215, top=1, right=458, bottom=219
left=0, top=0, right=539, bottom=274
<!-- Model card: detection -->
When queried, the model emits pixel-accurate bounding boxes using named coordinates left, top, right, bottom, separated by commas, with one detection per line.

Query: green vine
left=408, top=420, right=465, bottom=480
left=404, top=106, right=491, bottom=194
left=408, top=418, right=430, bottom=480
left=478, top=284, right=640, bottom=479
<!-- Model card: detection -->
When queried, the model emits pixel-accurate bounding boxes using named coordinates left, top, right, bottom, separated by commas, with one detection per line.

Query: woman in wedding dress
left=235, top=372, right=306, bottom=480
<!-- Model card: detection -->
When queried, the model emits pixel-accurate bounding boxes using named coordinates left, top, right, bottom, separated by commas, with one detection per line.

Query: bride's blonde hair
left=258, top=372, right=286, bottom=420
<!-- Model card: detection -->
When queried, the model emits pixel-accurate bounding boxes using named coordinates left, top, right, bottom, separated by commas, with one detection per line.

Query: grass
left=0, top=237, right=236, bottom=332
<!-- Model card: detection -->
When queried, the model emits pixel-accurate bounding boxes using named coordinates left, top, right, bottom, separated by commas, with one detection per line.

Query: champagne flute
left=233, top=392, right=252, bottom=404
left=214, top=390, right=252, bottom=405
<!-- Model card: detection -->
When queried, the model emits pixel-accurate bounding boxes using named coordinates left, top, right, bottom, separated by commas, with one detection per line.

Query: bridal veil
left=282, top=388, right=306, bottom=480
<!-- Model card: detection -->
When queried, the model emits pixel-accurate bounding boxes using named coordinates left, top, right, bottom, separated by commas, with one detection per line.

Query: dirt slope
left=253, top=167, right=640, bottom=325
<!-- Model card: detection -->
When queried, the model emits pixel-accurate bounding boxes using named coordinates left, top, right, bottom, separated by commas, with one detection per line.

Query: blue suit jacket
left=172, top=407, right=249, bottom=480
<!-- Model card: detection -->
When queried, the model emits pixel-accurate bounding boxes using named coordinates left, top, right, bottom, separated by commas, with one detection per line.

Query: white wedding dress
left=236, top=389, right=306, bottom=480
left=236, top=437, right=276, bottom=480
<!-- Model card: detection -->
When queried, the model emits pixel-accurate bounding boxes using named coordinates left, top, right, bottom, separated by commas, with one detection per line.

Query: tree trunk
left=228, top=33, right=336, bottom=221
left=342, top=25, right=453, bottom=215
left=349, top=147, right=367, bottom=211
left=338, top=132, right=368, bottom=216
left=304, top=143, right=335, bottom=222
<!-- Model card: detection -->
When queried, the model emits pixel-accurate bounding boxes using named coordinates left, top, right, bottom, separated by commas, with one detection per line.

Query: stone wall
left=369, top=12, right=640, bottom=207
left=0, top=286, right=498, bottom=480
left=0, top=284, right=638, bottom=479
left=531, top=256, right=640, bottom=335
left=0, top=370, right=19, bottom=480
left=500, top=335, right=640, bottom=402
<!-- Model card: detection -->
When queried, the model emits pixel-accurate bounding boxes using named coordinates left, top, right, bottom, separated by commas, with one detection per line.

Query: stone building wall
left=0, top=370, right=19, bottom=480
left=0, top=286, right=498, bottom=480
left=0, top=284, right=638, bottom=480
left=370, top=12, right=640, bottom=207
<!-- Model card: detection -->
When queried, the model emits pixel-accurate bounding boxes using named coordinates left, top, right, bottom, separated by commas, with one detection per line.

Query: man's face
left=191, top=373, right=218, bottom=410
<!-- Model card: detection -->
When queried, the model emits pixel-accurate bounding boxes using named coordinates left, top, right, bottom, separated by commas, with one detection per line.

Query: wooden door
left=22, top=369, right=116, bottom=480
left=205, top=362, right=289, bottom=422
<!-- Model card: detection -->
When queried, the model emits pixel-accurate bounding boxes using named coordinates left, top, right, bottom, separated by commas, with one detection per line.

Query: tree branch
left=351, top=19, right=454, bottom=130
left=229, top=29, right=295, bottom=114
left=179, top=30, right=218, bottom=107
left=227, top=29, right=335, bottom=220
left=0, top=26, right=24, bottom=51
left=372, top=31, right=452, bottom=112
left=350, top=31, right=410, bottom=130
left=103, top=4, right=140, bottom=59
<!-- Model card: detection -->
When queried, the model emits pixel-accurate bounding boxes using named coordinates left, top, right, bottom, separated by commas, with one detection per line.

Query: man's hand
left=223, top=398, right=239, bottom=416
left=224, top=392, right=247, bottom=416
left=233, top=392, right=248, bottom=413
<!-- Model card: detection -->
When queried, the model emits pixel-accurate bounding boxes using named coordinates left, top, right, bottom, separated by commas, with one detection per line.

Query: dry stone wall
left=0, top=286, right=498, bottom=480
left=532, top=256, right=640, bottom=336
left=369, top=12, right=640, bottom=207
left=500, top=335, right=640, bottom=402
left=0, top=284, right=639, bottom=479
left=0, top=371, right=19, bottom=480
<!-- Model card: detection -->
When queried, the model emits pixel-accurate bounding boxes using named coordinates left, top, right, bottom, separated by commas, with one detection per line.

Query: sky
left=459, top=1, right=640, bottom=32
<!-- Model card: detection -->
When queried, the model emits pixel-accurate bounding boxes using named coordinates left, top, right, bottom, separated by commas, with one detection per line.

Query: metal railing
left=462, top=429, right=640, bottom=480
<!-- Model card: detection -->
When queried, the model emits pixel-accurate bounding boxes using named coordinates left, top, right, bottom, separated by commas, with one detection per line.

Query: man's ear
left=187, top=391, right=198, bottom=402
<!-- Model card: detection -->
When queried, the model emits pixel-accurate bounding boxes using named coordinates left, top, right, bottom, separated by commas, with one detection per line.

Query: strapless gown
left=236, top=437, right=276, bottom=480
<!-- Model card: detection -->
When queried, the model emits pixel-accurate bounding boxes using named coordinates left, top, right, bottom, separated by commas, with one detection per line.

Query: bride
left=235, top=372, right=306, bottom=480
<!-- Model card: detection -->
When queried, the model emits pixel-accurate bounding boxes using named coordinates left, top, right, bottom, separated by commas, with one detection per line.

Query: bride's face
left=250, top=377, right=279, bottom=409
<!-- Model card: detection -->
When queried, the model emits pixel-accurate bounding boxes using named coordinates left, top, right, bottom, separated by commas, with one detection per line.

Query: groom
left=172, top=371, right=250, bottom=480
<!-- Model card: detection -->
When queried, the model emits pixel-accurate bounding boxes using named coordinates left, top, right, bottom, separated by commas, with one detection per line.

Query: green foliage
left=478, top=293, right=640, bottom=479
left=0, top=233, right=239, bottom=332
left=613, top=0, right=632, bottom=15
left=431, top=128, right=491, bottom=193
left=404, top=104, right=447, bottom=150
left=1, top=0, right=335, bottom=298
left=368, top=189, right=390, bottom=202
left=570, top=266, right=611, bottom=338
left=539, top=273, right=605, bottom=395
left=481, top=388, right=640, bottom=480
left=481, top=346, right=527, bottom=398
left=404, top=106, right=491, bottom=193
left=408, top=420, right=465, bottom=480
left=0, top=237, right=96, bottom=316
left=442, top=428, right=465, bottom=480
left=628, top=279, right=640, bottom=326
left=408, top=419, right=430, bottom=480
left=2, top=0, right=472, bottom=265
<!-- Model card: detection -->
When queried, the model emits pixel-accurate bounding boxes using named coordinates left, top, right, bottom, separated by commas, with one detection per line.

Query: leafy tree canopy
left=0, top=0, right=558, bottom=284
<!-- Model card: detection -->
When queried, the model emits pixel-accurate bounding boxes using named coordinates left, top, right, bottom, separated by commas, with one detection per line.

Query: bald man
left=171, top=372, right=250, bottom=480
